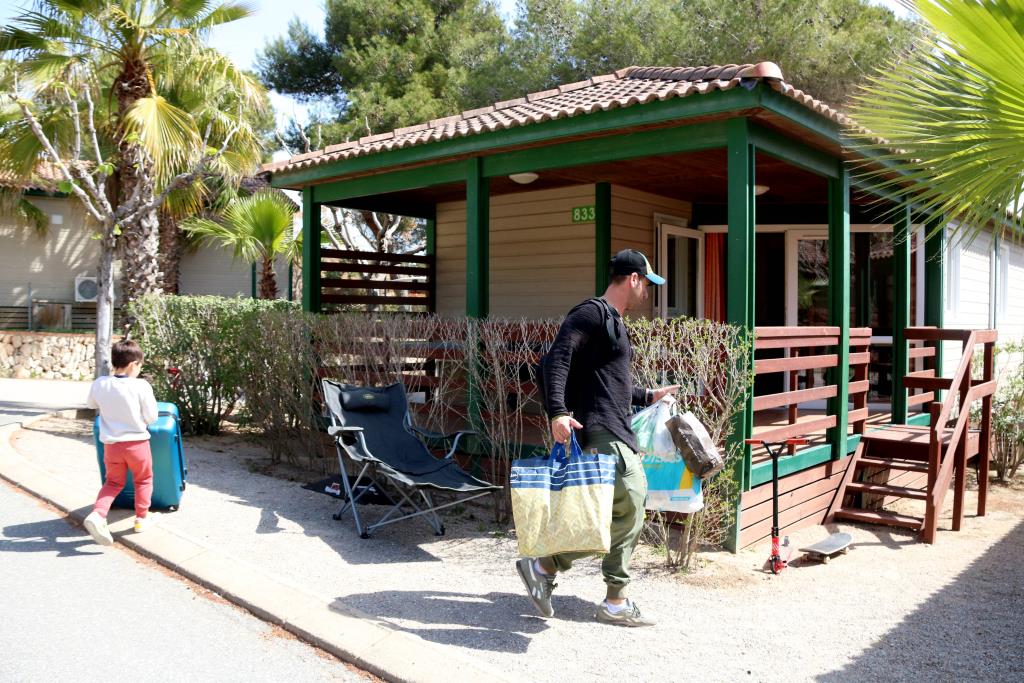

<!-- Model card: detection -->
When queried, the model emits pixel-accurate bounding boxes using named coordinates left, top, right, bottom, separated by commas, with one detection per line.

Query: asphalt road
left=0, top=479, right=371, bottom=682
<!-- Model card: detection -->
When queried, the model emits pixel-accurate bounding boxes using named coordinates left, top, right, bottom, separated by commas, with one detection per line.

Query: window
left=945, top=225, right=961, bottom=317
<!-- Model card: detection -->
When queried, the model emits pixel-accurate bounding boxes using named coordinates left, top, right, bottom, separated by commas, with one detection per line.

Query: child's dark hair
left=111, top=339, right=144, bottom=369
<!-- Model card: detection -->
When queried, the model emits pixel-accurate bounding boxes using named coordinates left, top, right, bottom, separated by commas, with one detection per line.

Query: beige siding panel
left=179, top=246, right=253, bottom=297
left=0, top=197, right=107, bottom=306
left=610, top=186, right=692, bottom=319
left=436, top=185, right=596, bottom=317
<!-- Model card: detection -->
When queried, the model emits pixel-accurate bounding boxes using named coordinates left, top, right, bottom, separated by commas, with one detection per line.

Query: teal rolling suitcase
left=94, top=401, right=187, bottom=510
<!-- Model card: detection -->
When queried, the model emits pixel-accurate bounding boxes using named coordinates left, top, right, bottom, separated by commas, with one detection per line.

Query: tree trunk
left=259, top=255, right=278, bottom=299
left=94, top=225, right=116, bottom=378
left=120, top=199, right=162, bottom=329
left=157, top=210, right=182, bottom=294
left=114, top=60, right=162, bottom=331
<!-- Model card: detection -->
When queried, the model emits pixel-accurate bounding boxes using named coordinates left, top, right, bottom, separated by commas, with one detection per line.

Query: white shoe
left=83, top=511, right=114, bottom=546
left=134, top=514, right=156, bottom=533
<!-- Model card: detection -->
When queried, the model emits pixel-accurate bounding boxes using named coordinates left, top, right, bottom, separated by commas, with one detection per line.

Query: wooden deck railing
left=904, top=327, right=998, bottom=543
left=752, top=326, right=872, bottom=447
left=319, top=248, right=435, bottom=312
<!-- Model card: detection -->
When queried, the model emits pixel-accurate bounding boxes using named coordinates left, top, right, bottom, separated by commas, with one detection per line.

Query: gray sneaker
left=516, top=558, right=556, bottom=618
left=595, top=600, right=656, bottom=627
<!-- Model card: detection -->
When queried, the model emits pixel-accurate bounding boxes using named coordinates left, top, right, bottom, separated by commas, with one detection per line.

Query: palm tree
left=182, top=191, right=299, bottom=299
left=0, top=0, right=264, bottom=313
left=849, top=0, right=1024, bottom=242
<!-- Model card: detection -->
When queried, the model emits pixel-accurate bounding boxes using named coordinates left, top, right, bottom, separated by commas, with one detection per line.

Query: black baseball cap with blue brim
left=610, top=249, right=666, bottom=285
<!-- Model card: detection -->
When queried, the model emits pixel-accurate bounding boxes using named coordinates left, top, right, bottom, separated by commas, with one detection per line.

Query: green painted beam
left=466, top=157, right=489, bottom=318
left=250, top=263, right=256, bottom=299
left=595, top=182, right=611, bottom=294
left=827, top=167, right=851, bottom=459
left=320, top=195, right=436, bottom=219
left=301, top=187, right=321, bottom=313
left=748, top=123, right=840, bottom=179
left=891, top=203, right=912, bottom=423
left=482, top=121, right=730, bottom=178
left=271, top=88, right=760, bottom=188
left=725, top=118, right=756, bottom=553
left=924, top=214, right=945, bottom=376
left=311, top=161, right=466, bottom=204
left=749, top=437, right=860, bottom=488
left=758, top=87, right=845, bottom=147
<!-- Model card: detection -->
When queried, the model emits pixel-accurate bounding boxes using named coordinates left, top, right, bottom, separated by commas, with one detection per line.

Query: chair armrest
left=328, top=425, right=364, bottom=437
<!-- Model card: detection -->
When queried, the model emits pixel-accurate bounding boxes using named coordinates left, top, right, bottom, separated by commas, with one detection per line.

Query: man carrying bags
left=515, top=249, right=677, bottom=627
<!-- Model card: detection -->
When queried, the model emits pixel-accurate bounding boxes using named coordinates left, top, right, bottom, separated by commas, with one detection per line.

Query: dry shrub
left=468, top=318, right=560, bottom=521
left=628, top=316, right=754, bottom=570
left=238, top=308, right=326, bottom=469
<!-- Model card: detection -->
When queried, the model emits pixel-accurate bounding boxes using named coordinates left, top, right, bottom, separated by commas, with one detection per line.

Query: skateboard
left=799, top=532, right=853, bottom=564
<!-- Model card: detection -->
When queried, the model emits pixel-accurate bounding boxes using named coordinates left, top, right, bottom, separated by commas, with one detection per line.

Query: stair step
left=845, top=482, right=928, bottom=500
left=856, top=457, right=929, bottom=474
left=834, top=508, right=923, bottom=530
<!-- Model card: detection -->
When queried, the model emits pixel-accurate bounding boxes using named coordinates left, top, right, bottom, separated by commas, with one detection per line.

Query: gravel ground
left=14, top=417, right=1024, bottom=683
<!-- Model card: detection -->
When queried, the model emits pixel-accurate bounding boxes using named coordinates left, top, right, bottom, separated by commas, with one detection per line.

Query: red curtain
left=704, top=233, right=726, bottom=322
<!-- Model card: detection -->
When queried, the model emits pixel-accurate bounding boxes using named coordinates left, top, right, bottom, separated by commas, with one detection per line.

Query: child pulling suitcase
left=82, top=340, right=186, bottom=547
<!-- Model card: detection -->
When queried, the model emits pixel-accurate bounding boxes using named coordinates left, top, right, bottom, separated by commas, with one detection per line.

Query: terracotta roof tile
left=265, top=62, right=851, bottom=177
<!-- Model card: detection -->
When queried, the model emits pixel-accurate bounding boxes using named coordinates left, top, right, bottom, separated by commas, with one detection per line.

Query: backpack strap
left=589, top=297, right=621, bottom=353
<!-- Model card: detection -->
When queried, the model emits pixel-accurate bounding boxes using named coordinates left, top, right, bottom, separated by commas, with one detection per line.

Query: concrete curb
left=0, top=412, right=516, bottom=683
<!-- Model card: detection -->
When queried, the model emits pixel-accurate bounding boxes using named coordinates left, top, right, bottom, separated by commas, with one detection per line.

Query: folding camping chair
left=321, top=379, right=500, bottom=538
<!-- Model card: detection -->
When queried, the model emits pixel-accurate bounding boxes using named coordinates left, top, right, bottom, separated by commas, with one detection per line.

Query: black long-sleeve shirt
left=543, top=298, right=648, bottom=451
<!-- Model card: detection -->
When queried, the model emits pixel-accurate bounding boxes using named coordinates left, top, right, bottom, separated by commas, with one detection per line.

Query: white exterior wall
left=941, top=227, right=1024, bottom=379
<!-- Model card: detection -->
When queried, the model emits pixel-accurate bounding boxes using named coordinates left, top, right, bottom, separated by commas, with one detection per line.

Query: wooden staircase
left=825, top=328, right=997, bottom=543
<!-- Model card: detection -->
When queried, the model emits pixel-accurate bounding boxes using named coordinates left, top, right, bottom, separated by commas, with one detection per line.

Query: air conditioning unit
left=74, top=276, right=99, bottom=303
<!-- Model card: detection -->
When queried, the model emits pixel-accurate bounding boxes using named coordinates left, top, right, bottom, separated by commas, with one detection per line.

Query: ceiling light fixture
left=754, top=184, right=770, bottom=196
left=509, top=172, right=539, bottom=185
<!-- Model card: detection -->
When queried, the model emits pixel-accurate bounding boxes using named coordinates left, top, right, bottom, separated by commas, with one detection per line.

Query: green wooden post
left=595, top=182, right=611, bottom=294
left=828, top=167, right=851, bottom=459
left=854, top=233, right=871, bottom=327
left=891, top=203, right=912, bottom=423
left=466, top=157, right=489, bottom=318
left=301, top=187, right=321, bottom=313
left=425, top=216, right=437, bottom=313
left=725, top=119, right=755, bottom=551
left=250, top=263, right=257, bottom=299
left=924, top=214, right=945, bottom=376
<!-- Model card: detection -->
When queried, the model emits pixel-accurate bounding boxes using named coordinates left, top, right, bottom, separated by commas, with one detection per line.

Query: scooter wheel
left=360, top=532, right=370, bottom=539
left=332, top=513, right=342, bottom=521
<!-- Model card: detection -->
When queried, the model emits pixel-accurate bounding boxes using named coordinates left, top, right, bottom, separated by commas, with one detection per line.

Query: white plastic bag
left=631, top=397, right=704, bottom=513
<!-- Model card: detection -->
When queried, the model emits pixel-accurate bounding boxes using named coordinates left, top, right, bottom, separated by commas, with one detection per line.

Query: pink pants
left=94, top=440, right=153, bottom=518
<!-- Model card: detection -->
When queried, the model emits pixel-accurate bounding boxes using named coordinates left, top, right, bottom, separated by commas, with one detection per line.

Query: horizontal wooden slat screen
left=752, top=326, right=873, bottom=448
left=319, top=249, right=435, bottom=312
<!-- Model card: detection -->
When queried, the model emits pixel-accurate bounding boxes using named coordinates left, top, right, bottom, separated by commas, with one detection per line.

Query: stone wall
left=0, top=332, right=96, bottom=380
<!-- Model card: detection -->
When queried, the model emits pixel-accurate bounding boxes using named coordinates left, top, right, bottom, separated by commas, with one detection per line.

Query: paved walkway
left=0, top=378, right=90, bottom=428
left=1, top=380, right=1023, bottom=682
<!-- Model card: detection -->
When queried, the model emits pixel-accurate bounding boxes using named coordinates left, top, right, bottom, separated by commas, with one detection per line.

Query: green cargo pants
left=542, top=428, right=647, bottom=600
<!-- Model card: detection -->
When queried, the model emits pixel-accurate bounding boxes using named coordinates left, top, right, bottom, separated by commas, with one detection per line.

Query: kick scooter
left=745, top=437, right=807, bottom=574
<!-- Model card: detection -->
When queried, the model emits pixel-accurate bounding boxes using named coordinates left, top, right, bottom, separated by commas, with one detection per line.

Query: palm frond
left=124, top=94, right=201, bottom=182
left=850, top=0, right=1024, bottom=242
left=0, top=188, right=49, bottom=236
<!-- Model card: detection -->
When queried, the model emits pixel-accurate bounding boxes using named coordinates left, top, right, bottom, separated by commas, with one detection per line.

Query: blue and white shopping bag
left=510, top=433, right=616, bottom=557
left=632, top=397, right=704, bottom=513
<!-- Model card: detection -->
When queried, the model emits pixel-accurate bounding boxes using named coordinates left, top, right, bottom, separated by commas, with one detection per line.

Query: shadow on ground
left=334, top=589, right=587, bottom=653
left=0, top=511, right=104, bottom=558
left=817, top=518, right=1024, bottom=681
